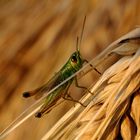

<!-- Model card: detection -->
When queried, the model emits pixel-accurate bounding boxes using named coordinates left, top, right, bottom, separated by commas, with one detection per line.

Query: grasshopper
left=22, top=16, right=100, bottom=118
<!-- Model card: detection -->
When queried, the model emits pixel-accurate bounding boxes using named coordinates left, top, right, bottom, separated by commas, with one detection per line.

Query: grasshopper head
left=70, top=51, right=83, bottom=71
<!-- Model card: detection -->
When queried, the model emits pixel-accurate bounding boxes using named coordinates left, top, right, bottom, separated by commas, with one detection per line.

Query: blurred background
left=0, top=0, right=140, bottom=140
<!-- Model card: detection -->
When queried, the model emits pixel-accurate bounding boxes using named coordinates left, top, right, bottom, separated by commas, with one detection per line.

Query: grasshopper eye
left=71, top=55, right=77, bottom=63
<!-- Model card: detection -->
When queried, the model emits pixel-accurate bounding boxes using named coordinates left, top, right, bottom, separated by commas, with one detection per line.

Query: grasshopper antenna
left=79, top=16, right=101, bottom=75
left=77, top=16, right=87, bottom=52
left=76, top=36, right=79, bottom=52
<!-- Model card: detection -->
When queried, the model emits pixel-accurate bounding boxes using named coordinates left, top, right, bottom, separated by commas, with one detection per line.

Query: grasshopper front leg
left=83, top=59, right=101, bottom=75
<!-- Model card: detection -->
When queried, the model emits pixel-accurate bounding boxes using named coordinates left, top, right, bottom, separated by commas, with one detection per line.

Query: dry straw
left=41, top=28, right=140, bottom=140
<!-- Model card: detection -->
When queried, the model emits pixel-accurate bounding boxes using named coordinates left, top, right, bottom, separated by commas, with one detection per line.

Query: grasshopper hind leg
left=35, top=102, right=56, bottom=118
left=22, top=92, right=31, bottom=98
left=22, top=90, right=39, bottom=98
left=35, top=93, right=62, bottom=118
left=35, top=112, right=42, bottom=118
left=35, top=109, right=51, bottom=118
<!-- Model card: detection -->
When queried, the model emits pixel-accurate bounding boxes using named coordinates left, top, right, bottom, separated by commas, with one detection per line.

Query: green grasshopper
left=22, top=17, right=100, bottom=118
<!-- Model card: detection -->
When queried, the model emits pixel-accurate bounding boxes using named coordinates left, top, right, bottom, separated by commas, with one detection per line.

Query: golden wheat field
left=0, top=0, right=140, bottom=140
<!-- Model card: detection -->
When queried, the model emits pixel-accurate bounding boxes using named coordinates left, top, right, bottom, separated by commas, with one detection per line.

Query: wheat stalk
left=42, top=28, right=140, bottom=140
